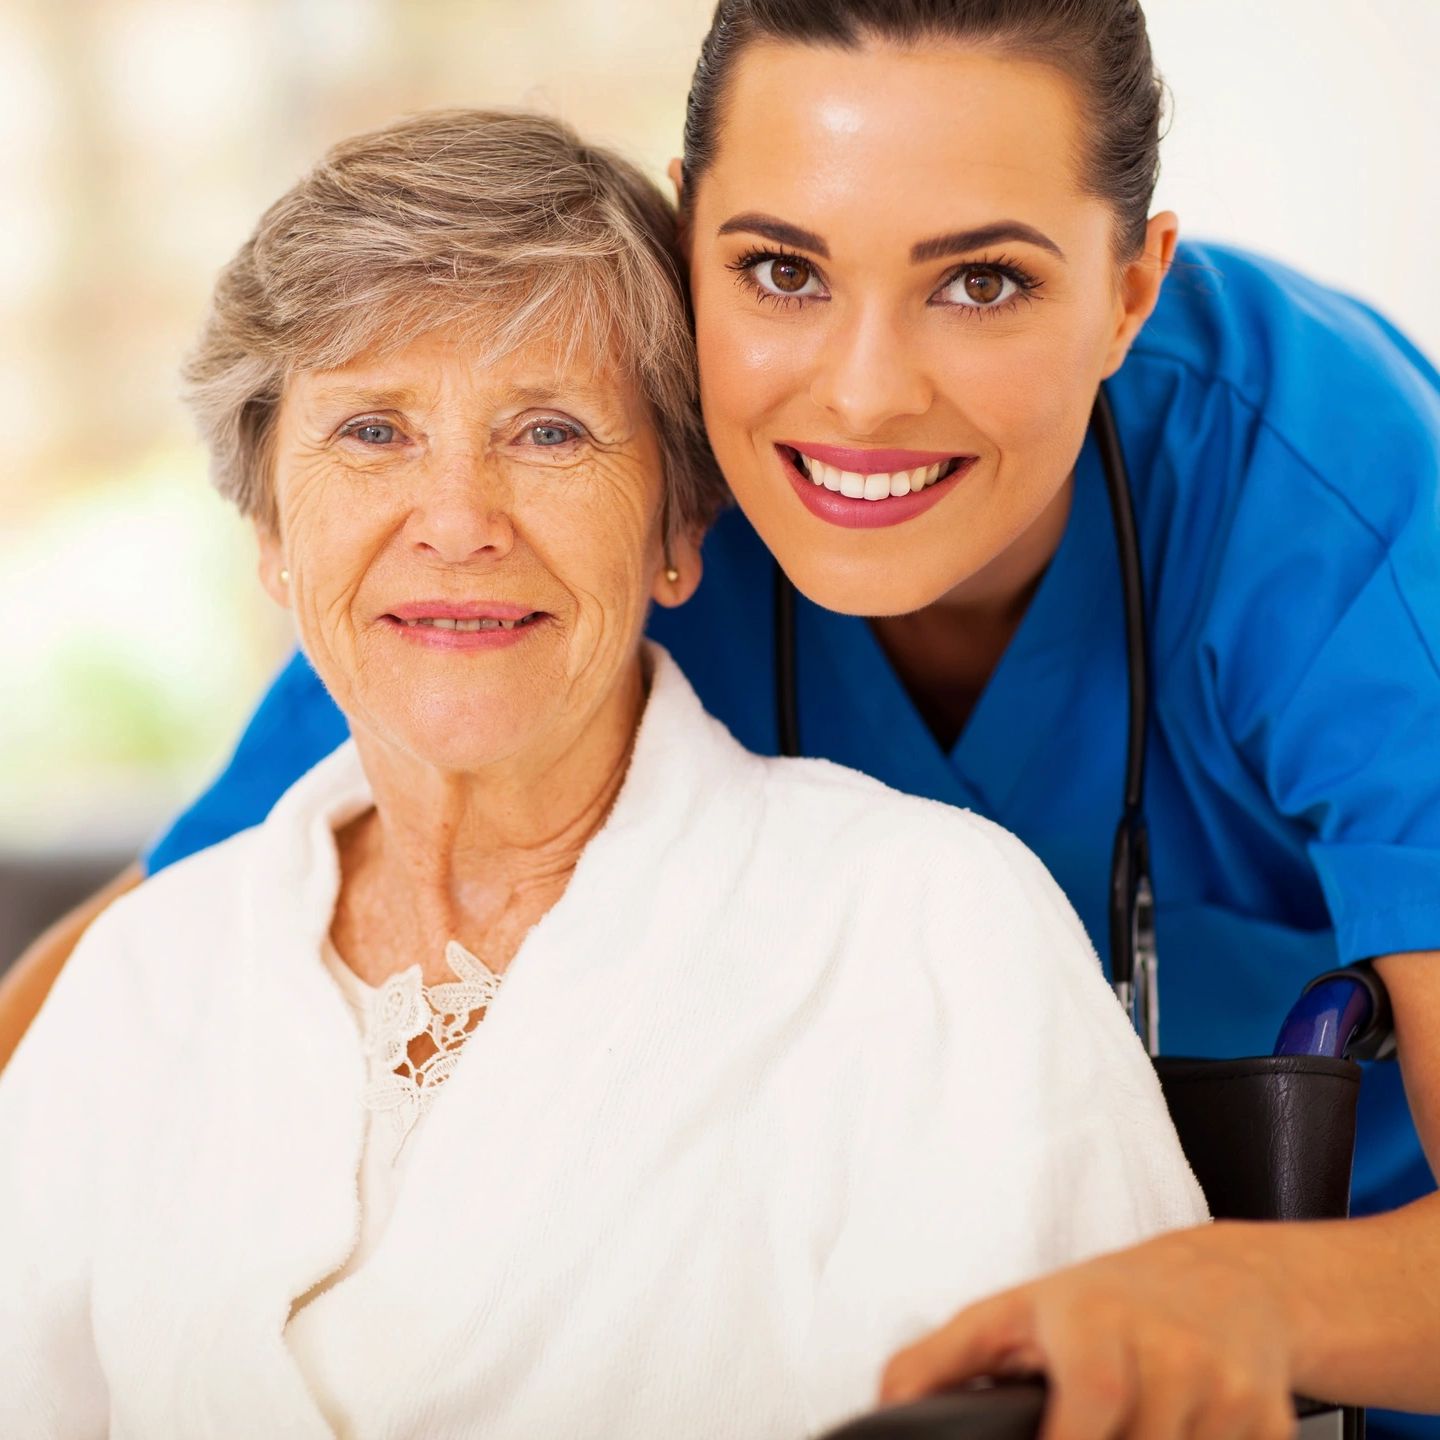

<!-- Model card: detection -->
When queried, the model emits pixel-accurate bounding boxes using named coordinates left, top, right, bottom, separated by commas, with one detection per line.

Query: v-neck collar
left=806, top=429, right=1115, bottom=822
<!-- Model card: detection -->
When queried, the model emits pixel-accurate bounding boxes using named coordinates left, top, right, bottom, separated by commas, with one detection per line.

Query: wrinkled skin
left=256, top=324, right=702, bottom=984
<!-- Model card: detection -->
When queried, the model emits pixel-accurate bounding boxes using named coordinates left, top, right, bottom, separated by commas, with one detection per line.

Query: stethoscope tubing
left=772, top=385, right=1162, bottom=1052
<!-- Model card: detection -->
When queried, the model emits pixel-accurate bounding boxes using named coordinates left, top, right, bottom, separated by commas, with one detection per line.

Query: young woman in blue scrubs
left=6, top=0, right=1439, bottom=1433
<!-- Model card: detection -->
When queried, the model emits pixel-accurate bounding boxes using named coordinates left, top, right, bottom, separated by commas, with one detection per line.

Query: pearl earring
left=279, top=568, right=291, bottom=585
left=665, top=566, right=680, bottom=584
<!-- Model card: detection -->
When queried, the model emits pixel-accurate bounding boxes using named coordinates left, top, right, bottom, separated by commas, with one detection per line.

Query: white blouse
left=287, top=940, right=502, bottom=1326
left=0, top=644, right=1207, bottom=1440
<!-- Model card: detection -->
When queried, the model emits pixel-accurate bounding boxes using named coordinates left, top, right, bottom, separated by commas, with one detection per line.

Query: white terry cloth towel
left=0, top=642, right=1207, bottom=1440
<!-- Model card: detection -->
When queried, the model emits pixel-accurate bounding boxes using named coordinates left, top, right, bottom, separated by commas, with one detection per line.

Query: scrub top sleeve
left=1204, top=423, right=1440, bottom=965
left=144, top=650, right=347, bottom=875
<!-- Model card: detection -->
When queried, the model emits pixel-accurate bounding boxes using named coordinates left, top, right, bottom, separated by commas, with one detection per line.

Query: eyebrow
left=910, top=222, right=1065, bottom=263
left=717, top=213, right=831, bottom=259
left=303, top=385, right=421, bottom=412
left=507, top=382, right=628, bottom=421
left=716, top=212, right=1065, bottom=265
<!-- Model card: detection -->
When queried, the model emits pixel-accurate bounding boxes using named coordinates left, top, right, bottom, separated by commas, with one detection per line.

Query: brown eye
left=937, top=264, right=1023, bottom=311
left=963, top=269, right=1005, bottom=304
left=770, top=258, right=812, bottom=293
left=749, top=255, right=824, bottom=300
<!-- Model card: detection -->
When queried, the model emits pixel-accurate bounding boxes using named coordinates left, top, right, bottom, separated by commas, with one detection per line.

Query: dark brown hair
left=681, top=0, right=1165, bottom=257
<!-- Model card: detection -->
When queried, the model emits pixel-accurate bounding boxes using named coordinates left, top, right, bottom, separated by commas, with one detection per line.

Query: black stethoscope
left=772, top=386, right=1162, bottom=1053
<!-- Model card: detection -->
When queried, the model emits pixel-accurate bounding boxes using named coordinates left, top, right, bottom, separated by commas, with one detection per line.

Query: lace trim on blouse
left=326, top=939, right=502, bottom=1156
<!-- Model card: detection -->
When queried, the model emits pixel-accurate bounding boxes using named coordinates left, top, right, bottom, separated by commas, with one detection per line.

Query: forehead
left=705, top=40, right=1092, bottom=246
left=288, top=321, right=643, bottom=426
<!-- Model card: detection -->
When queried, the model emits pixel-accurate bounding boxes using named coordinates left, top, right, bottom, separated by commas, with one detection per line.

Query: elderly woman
left=0, top=110, right=1204, bottom=1438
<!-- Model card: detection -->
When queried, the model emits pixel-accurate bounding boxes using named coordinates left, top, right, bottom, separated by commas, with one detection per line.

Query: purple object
left=1273, top=976, right=1374, bottom=1060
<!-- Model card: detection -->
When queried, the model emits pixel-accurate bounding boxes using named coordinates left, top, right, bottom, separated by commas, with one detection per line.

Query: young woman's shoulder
left=1124, top=240, right=1439, bottom=532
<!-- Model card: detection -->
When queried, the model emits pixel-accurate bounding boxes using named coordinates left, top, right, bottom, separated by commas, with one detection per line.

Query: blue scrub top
left=149, top=244, right=1440, bottom=1421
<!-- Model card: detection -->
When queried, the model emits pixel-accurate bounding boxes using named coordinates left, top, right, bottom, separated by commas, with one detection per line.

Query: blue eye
left=529, top=423, right=577, bottom=446
left=341, top=419, right=398, bottom=445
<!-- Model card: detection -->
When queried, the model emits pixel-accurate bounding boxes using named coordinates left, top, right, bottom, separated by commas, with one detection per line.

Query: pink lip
left=779, top=441, right=969, bottom=474
left=775, top=445, right=974, bottom=530
left=381, top=599, right=549, bottom=651
left=386, top=600, right=540, bottom=622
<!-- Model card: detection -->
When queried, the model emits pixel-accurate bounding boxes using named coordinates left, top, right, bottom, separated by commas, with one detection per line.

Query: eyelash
left=333, top=416, right=587, bottom=447
left=337, top=415, right=404, bottom=445
left=522, top=417, right=585, bottom=446
left=727, top=248, right=821, bottom=311
left=726, top=247, right=1044, bottom=317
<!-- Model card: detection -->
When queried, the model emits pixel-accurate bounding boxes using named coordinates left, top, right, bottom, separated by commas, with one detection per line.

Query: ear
left=667, top=158, right=693, bottom=263
left=1100, top=210, right=1180, bottom=379
left=253, top=518, right=291, bottom=610
left=650, top=527, right=704, bottom=609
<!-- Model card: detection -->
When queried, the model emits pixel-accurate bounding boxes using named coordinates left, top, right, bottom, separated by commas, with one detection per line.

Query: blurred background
left=2, top=0, right=1438, bottom=964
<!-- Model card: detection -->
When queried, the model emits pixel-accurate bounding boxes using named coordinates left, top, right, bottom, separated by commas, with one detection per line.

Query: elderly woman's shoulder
left=72, top=822, right=272, bottom=1003
left=732, top=750, right=1118, bottom=1049
left=751, top=750, right=1074, bottom=913
left=754, top=749, right=1000, bottom=840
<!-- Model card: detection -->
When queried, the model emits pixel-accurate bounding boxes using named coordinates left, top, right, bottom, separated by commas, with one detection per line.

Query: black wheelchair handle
left=815, top=1382, right=1341, bottom=1440
left=816, top=1382, right=1047, bottom=1440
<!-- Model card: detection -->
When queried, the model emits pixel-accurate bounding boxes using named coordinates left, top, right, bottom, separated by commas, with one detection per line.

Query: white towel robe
left=0, top=645, right=1207, bottom=1440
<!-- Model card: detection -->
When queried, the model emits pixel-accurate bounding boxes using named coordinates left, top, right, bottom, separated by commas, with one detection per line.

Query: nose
left=406, top=452, right=515, bottom=564
left=808, top=305, right=933, bottom=435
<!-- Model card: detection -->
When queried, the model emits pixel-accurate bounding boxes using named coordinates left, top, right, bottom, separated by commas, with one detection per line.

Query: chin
left=386, top=687, right=547, bottom=773
left=777, top=543, right=966, bottom=619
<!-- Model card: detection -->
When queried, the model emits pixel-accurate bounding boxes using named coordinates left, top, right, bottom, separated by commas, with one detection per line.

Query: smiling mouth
left=781, top=447, right=967, bottom=501
left=390, top=613, right=544, bottom=632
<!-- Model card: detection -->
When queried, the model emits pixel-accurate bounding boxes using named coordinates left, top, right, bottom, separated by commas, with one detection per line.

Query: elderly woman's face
left=259, top=326, right=688, bottom=772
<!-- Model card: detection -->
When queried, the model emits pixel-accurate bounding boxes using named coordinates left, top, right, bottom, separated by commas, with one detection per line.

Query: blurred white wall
left=1147, top=0, right=1440, bottom=360
left=0, top=0, right=1435, bottom=855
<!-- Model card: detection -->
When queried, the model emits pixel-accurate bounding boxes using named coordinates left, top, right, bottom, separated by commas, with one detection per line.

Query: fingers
left=877, top=1234, right=1300, bottom=1440
left=1037, top=1305, right=1137, bottom=1440
left=879, top=1289, right=1039, bottom=1405
left=1186, top=1359, right=1296, bottom=1440
left=1119, top=1341, right=1204, bottom=1440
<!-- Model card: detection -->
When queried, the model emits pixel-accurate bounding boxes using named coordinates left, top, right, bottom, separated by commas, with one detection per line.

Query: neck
left=333, top=656, right=646, bottom=982
left=871, top=475, right=1074, bottom=749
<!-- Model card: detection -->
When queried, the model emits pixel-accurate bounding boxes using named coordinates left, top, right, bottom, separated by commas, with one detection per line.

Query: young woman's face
left=683, top=41, right=1176, bottom=616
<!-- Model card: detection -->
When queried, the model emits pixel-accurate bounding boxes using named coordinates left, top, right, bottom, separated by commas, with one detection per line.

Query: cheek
left=515, top=458, right=661, bottom=624
left=278, top=462, right=400, bottom=636
left=935, top=290, right=1119, bottom=464
left=695, top=316, right=829, bottom=521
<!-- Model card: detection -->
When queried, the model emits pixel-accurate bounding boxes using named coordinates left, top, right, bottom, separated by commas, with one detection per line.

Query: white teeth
left=794, top=450, right=959, bottom=502
left=404, top=615, right=532, bottom=631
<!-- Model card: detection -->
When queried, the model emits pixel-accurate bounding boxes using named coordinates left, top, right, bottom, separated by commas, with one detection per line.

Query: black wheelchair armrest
left=823, top=1382, right=1347, bottom=1440
left=816, top=1383, right=1344, bottom=1440
left=817, top=1382, right=1046, bottom=1440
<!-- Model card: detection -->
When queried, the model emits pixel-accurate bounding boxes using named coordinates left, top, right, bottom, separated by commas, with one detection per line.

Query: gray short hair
left=184, top=108, right=725, bottom=534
